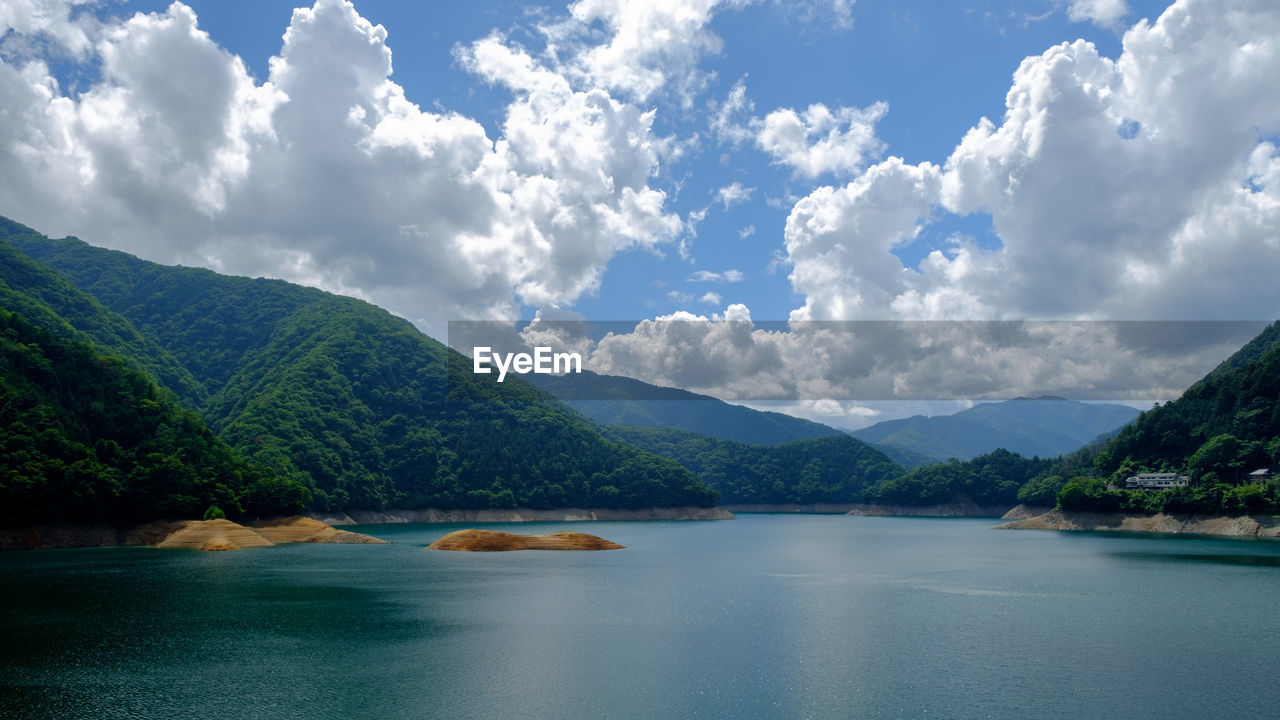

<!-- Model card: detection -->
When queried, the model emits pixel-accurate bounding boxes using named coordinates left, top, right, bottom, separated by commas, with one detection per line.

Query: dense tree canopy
left=6, top=214, right=1277, bottom=521
left=0, top=309, right=309, bottom=523
left=861, top=449, right=1053, bottom=508
left=604, top=426, right=900, bottom=504
left=1063, top=321, right=1280, bottom=514
left=2, top=219, right=717, bottom=516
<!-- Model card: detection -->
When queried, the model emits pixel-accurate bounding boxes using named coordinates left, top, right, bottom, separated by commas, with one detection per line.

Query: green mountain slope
left=999, top=320, right=1280, bottom=516
left=0, top=308, right=308, bottom=524
left=850, top=396, right=1140, bottom=461
left=526, top=371, right=844, bottom=446
left=1095, top=321, right=1280, bottom=481
left=1203, top=321, right=1280, bottom=380
left=0, top=221, right=206, bottom=407
left=602, top=426, right=901, bottom=505
left=3, top=218, right=717, bottom=513
left=862, top=449, right=1054, bottom=508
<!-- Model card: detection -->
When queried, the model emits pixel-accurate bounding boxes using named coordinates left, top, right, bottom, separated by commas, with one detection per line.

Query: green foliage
left=1057, top=477, right=1124, bottom=512
left=1098, top=322, right=1280, bottom=481
left=4, top=219, right=717, bottom=513
left=1053, top=476, right=1280, bottom=517
left=605, top=426, right=900, bottom=504
left=203, top=505, right=226, bottom=520
left=1048, top=321, right=1280, bottom=515
left=1185, top=434, right=1265, bottom=483
left=0, top=223, right=206, bottom=407
left=1017, top=474, right=1067, bottom=507
left=0, top=308, right=308, bottom=523
left=863, top=449, right=1053, bottom=507
left=528, top=371, right=843, bottom=446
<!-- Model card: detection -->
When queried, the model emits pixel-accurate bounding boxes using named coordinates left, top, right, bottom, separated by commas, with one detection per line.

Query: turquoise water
left=3, top=514, right=1280, bottom=719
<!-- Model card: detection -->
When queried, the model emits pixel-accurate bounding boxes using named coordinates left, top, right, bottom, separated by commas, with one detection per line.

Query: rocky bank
left=998, top=509, right=1280, bottom=537
left=845, top=502, right=1015, bottom=518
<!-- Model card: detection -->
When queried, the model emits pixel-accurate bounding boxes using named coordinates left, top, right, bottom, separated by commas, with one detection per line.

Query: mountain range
left=526, top=371, right=842, bottom=446
left=850, top=396, right=1140, bottom=462
left=4, top=212, right=1274, bottom=524
left=0, top=217, right=718, bottom=521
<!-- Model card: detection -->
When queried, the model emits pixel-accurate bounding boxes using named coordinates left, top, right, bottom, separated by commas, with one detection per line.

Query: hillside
left=526, top=371, right=843, bottom=446
left=1021, top=320, right=1280, bottom=516
left=861, top=449, right=1055, bottom=509
left=602, top=426, right=901, bottom=505
left=1, top=218, right=719, bottom=515
left=1095, top=321, right=1280, bottom=481
left=0, top=308, right=308, bottom=524
left=0, top=222, right=206, bottom=407
left=850, top=396, right=1140, bottom=462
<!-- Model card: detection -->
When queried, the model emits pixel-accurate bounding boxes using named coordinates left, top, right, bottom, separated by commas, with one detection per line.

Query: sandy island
left=143, top=516, right=389, bottom=551
left=427, top=529, right=624, bottom=551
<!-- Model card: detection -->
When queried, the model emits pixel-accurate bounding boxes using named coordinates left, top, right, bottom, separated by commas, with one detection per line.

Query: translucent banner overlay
left=448, top=320, right=1270, bottom=403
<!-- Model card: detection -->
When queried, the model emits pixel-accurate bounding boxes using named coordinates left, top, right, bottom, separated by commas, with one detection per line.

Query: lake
left=3, top=514, right=1280, bottom=719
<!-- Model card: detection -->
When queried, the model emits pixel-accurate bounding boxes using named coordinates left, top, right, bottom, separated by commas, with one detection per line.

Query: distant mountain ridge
left=602, top=426, right=901, bottom=505
left=526, top=370, right=843, bottom=446
left=851, top=396, right=1140, bottom=462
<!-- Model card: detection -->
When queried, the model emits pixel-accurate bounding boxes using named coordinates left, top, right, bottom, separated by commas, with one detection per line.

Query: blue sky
left=2, top=0, right=1278, bottom=426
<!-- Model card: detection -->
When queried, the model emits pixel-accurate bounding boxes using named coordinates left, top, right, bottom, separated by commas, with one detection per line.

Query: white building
left=1125, top=473, right=1190, bottom=490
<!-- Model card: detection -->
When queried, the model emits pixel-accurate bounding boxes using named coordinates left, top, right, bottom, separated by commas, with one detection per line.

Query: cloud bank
left=0, top=0, right=749, bottom=332
left=786, top=0, right=1280, bottom=324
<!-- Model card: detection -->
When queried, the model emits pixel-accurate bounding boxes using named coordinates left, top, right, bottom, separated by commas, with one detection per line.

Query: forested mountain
left=0, top=308, right=308, bottom=523
left=846, top=324, right=1280, bottom=514
left=0, top=218, right=718, bottom=516
left=14, top=207, right=1272, bottom=522
left=527, top=371, right=843, bottom=446
left=0, top=227, right=206, bottom=407
left=984, top=321, right=1280, bottom=515
left=602, top=426, right=900, bottom=504
left=861, top=449, right=1055, bottom=509
left=1093, top=322, right=1280, bottom=482
left=850, top=396, right=1139, bottom=462
left=1048, top=320, right=1280, bottom=514
left=868, top=443, right=942, bottom=469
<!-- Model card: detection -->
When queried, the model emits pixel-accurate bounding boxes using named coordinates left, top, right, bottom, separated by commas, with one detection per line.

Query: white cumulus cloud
left=756, top=101, right=888, bottom=179
left=715, top=181, right=753, bottom=209
left=781, top=0, right=1280, bottom=323
left=0, top=0, right=717, bottom=334
left=1067, top=0, right=1130, bottom=28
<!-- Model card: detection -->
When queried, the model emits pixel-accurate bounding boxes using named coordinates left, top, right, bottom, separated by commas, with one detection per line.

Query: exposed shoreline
left=723, top=503, right=863, bottom=514
left=314, top=505, right=735, bottom=526
left=845, top=502, right=1015, bottom=518
left=722, top=502, right=1018, bottom=517
left=998, top=508, right=1280, bottom=537
left=0, top=507, right=734, bottom=550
